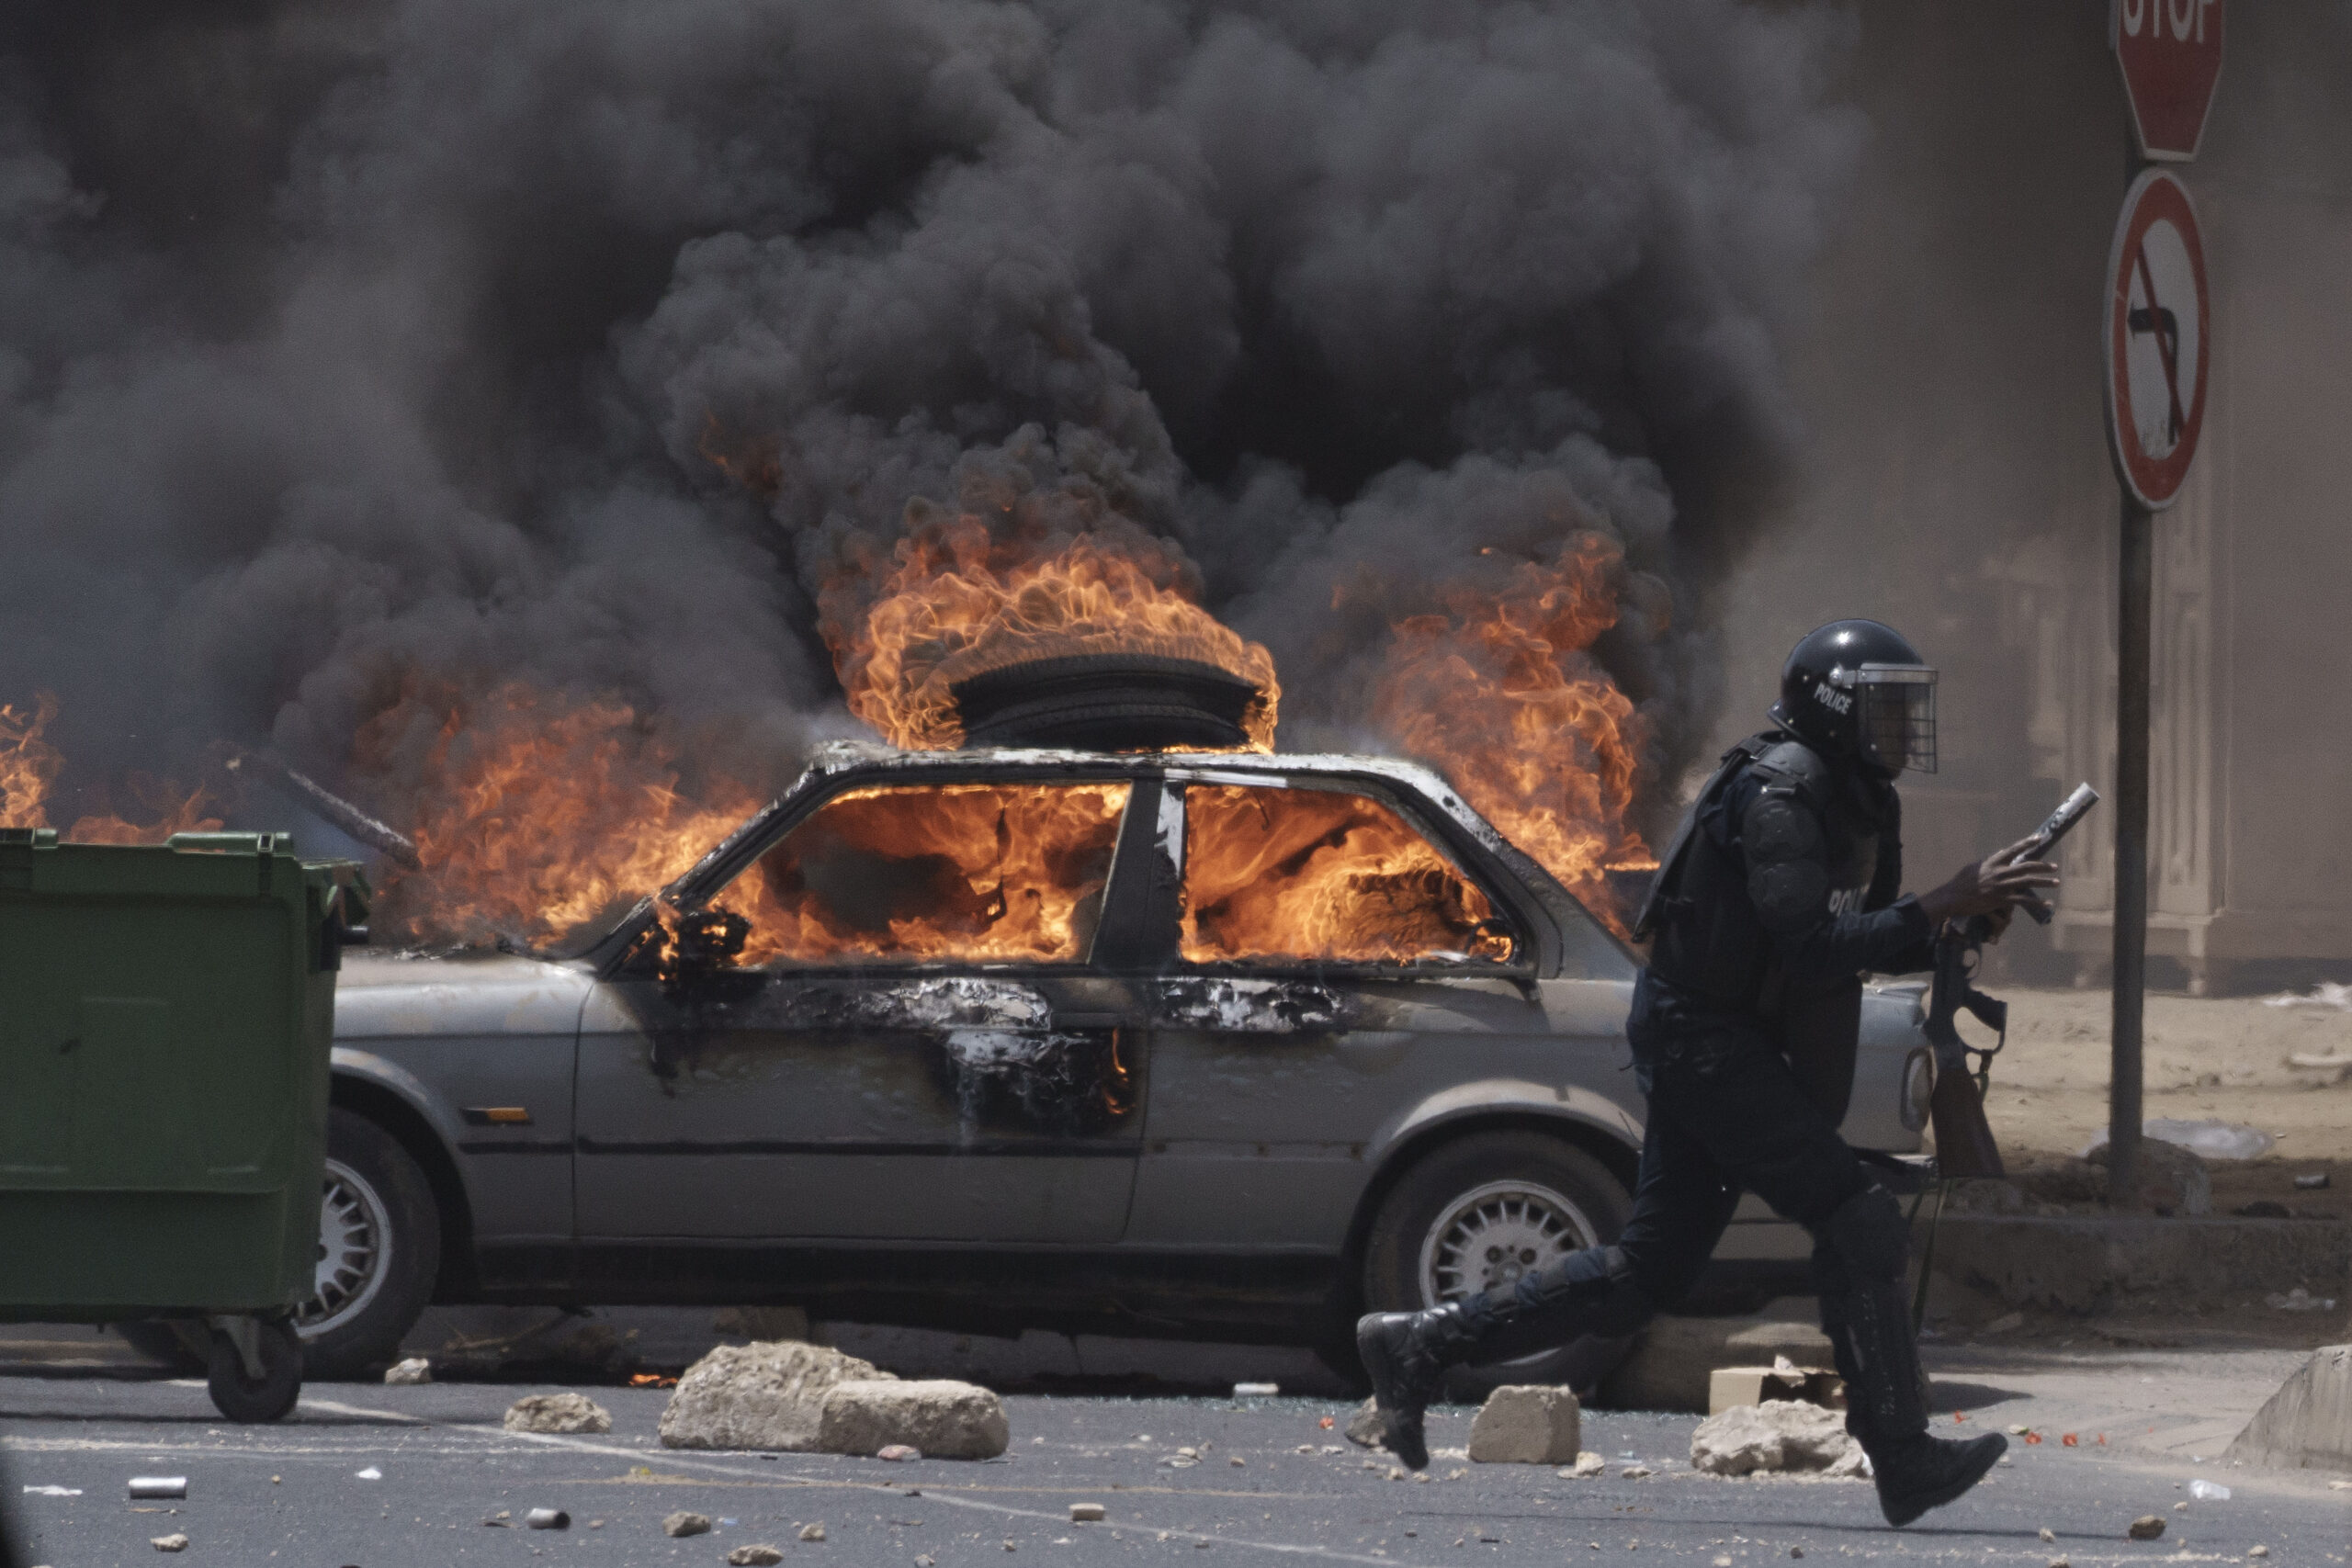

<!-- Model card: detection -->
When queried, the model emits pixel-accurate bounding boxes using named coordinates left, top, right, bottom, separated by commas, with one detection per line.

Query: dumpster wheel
left=206, top=1316, right=302, bottom=1422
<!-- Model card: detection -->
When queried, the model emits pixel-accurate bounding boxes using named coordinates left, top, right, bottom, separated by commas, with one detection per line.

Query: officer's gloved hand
left=1917, top=834, right=2059, bottom=935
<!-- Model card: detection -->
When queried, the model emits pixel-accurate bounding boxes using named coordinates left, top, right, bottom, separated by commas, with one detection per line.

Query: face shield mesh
left=1853, top=664, right=1937, bottom=774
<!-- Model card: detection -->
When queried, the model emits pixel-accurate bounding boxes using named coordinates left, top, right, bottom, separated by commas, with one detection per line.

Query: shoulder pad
left=1747, top=738, right=1834, bottom=807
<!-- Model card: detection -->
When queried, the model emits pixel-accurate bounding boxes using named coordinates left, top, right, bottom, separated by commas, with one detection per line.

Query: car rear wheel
left=295, top=1108, right=440, bottom=1381
left=1361, top=1130, right=1636, bottom=1399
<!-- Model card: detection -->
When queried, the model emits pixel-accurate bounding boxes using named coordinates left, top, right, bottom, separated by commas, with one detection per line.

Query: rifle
left=1924, top=783, right=2100, bottom=1179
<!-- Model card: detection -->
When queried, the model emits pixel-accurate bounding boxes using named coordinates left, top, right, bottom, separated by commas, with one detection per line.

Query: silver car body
left=327, top=742, right=1928, bottom=1337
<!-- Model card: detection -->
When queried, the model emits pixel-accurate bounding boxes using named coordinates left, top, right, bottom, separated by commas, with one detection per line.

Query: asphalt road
left=4, top=1367, right=2344, bottom=1568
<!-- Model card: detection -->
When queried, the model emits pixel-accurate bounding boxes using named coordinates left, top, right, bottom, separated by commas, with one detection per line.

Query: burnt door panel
left=574, top=972, right=1144, bottom=1243
left=1127, top=976, right=1560, bottom=1247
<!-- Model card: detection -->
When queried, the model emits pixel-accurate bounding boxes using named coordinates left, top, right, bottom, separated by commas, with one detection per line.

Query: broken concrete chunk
left=2086, top=1138, right=2211, bottom=1215
left=1344, top=1396, right=1386, bottom=1450
left=1466, top=1385, right=1581, bottom=1464
left=1555, top=1451, right=1605, bottom=1479
left=660, top=1340, right=893, bottom=1451
left=1690, top=1400, right=1869, bottom=1478
left=817, top=1378, right=1009, bottom=1460
left=1069, top=1503, right=1106, bottom=1522
left=150, top=1534, right=189, bottom=1553
left=662, top=1511, right=712, bottom=1538
left=504, top=1392, right=612, bottom=1435
left=797, top=1521, right=827, bottom=1541
left=383, top=1356, right=432, bottom=1385
left=876, top=1443, right=922, bottom=1461
left=1706, top=1365, right=1845, bottom=1416
left=727, top=1548, right=786, bottom=1566
left=2223, top=1344, right=2352, bottom=1472
left=2127, top=1515, right=2166, bottom=1540
left=524, top=1508, right=569, bottom=1529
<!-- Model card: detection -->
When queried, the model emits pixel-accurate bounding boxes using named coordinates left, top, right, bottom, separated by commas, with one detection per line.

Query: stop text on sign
left=2112, top=0, right=2226, bottom=162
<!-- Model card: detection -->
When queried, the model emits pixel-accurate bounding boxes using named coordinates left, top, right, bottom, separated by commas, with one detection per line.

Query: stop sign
left=2113, top=0, right=2226, bottom=162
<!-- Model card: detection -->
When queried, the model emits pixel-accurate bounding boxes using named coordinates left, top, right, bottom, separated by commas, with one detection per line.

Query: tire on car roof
left=294, top=1107, right=441, bottom=1382
left=1359, top=1128, right=1636, bottom=1401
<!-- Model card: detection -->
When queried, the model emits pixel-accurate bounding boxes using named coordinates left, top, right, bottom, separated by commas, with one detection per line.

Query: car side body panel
left=332, top=954, right=587, bottom=1247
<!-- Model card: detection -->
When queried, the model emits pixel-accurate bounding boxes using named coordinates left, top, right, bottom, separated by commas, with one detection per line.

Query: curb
left=1931, top=1215, right=2352, bottom=1314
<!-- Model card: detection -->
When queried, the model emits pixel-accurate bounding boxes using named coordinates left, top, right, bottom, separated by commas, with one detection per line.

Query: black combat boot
left=1816, top=1185, right=2006, bottom=1527
left=1353, top=1302, right=1481, bottom=1471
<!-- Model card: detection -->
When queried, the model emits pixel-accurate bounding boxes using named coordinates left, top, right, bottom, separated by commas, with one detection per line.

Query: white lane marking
left=293, top=1397, right=1405, bottom=1565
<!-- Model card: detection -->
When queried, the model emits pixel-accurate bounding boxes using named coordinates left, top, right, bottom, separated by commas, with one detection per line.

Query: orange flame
left=1374, top=536, right=1654, bottom=931
left=1180, top=784, right=1515, bottom=964
left=0, top=694, right=63, bottom=828
left=0, top=694, right=221, bottom=842
left=825, top=515, right=1278, bottom=751
left=714, top=781, right=1130, bottom=965
left=359, top=683, right=758, bottom=947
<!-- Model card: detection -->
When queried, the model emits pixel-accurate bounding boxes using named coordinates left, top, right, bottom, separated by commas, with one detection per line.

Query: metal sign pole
left=2109, top=495, right=2152, bottom=1206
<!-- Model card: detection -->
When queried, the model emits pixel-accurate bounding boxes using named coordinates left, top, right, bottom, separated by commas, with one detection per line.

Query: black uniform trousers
left=1464, top=969, right=1874, bottom=1362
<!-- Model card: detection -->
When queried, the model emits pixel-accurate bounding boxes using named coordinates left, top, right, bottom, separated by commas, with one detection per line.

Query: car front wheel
left=1361, top=1129, right=1636, bottom=1399
left=295, top=1108, right=440, bottom=1381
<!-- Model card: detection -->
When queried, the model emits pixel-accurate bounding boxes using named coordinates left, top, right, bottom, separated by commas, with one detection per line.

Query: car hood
left=334, top=951, right=596, bottom=1041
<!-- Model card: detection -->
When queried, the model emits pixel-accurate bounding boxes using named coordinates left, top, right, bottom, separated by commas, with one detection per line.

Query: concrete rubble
left=816, top=1377, right=1010, bottom=1460
left=660, top=1340, right=893, bottom=1451
left=662, top=1511, right=712, bottom=1538
left=727, top=1547, right=786, bottom=1565
left=1466, top=1384, right=1582, bottom=1464
left=1344, top=1395, right=1386, bottom=1449
left=503, top=1392, right=612, bottom=1434
left=1689, top=1399, right=1869, bottom=1478
left=2223, top=1344, right=2352, bottom=1473
left=1601, top=1309, right=1834, bottom=1413
left=2128, top=1515, right=2166, bottom=1540
left=382, top=1357, right=431, bottom=1385
left=150, top=1533, right=189, bottom=1552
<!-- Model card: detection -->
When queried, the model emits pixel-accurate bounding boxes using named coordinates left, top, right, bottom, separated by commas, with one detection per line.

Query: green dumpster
left=0, top=828, right=367, bottom=1420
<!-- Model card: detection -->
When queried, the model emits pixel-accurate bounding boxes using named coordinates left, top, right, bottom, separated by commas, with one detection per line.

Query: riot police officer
left=1358, top=619, right=2058, bottom=1528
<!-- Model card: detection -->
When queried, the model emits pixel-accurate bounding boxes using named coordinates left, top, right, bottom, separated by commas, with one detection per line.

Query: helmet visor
left=1853, top=663, right=1937, bottom=774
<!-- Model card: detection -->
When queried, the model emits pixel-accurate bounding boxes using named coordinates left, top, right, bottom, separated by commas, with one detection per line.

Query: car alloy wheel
left=1416, top=1179, right=1599, bottom=1310
left=298, top=1156, right=394, bottom=1340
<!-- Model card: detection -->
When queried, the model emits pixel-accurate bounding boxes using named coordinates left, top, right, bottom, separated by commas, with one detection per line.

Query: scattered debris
left=2265, top=982, right=2352, bottom=1011
left=354, top=1466, right=382, bottom=1481
left=2187, top=1478, right=2230, bottom=1501
left=525, top=1508, right=570, bottom=1529
left=1690, top=1401, right=1869, bottom=1478
left=628, top=1371, right=680, bottom=1388
left=129, top=1478, right=187, bottom=1500
left=2264, top=1287, right=2338, bottom=1313
left=662, top=1512, right=712, bottom=1538
left=383, top=1357, right=432, bottom=1385
left=2250, top=1545, right=2270, bottom=1557
left=1070, top=1503, right=1106, bottom=1522
left=150, top=1533, right=189, bottom=1553
left=1345, top=1396, right=1385, bottom=1450
left=797, top=1522, right=828, bottom=1542
left=2294, top=1172, right=2331, bottom=1190
left=20, top=1485, right=80, bottom=1497
left=2038, top=1527, right=2054, bottom=1542
left=2238, top=1201, right=2292, bottom=1218
left=1621, top=1465, right=1654, bottom=1479
left=1467, top=1384, right=1582, bottom=1464
left=505, top=1392, right=613, bottom=1434
left=661, top=1340, right=892, bottom=1451
left=1227, top=1456, right=1245, bottom=1467
left=727, top=1548, right=785, bottom=1566
left=1555, top=1452, right=1606, bottom=1479
left=876, top=1443, right=922, bottom=1461
left=483, top=1511, right=511, bottom=1527
left=1707, top=1362, right=1843, bottom=1415
left=817, top=1378, right=1009, bottom=1460
left=1233, top=1382, right=1279, bottom=1397
left=2128, top=1516, right=2166, bottom=1540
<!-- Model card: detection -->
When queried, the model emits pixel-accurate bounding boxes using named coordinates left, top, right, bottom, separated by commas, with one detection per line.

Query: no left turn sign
left=2104, top=168, right=2210, bottom=510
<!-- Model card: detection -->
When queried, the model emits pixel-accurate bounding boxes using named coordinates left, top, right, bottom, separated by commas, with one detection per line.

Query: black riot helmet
left=1768, top=619, right=1938, bottom=776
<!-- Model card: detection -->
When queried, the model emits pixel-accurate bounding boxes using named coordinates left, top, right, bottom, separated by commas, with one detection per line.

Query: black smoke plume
left=0, top=0, right=1860, bottom=852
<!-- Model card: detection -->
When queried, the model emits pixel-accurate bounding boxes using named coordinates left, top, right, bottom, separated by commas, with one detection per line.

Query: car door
left=574, top=774, right=1150, bottom=1244
left=1125, top=773, right=1565, bottom=1247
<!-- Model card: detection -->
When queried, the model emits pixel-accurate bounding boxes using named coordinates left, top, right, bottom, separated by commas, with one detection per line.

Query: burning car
left=263, top=731, right=1930, bottom=1385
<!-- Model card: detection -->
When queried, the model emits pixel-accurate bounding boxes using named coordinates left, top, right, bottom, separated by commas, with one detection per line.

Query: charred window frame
left=604, top=764, right=1161, bottom=978
left=1155, top=773, right=1535, bottom=977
